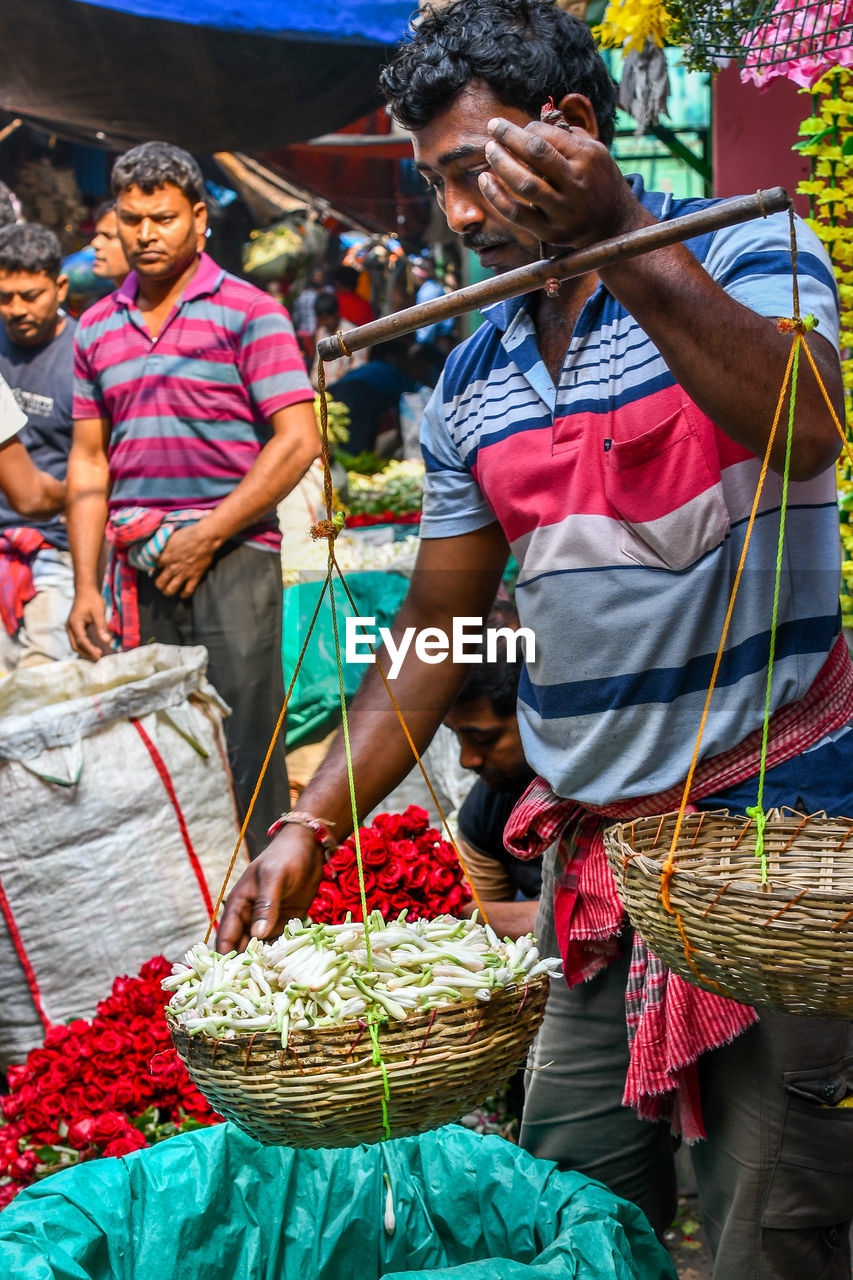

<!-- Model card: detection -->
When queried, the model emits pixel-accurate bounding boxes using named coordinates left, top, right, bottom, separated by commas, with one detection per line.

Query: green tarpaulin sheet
left=0, top=1123, right=677, bottom=1279
left=282, top=571, right=410, bottom=751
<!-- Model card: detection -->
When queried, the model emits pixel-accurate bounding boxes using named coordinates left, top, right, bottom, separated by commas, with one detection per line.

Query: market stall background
left=0, top=0, right=415, bottom=153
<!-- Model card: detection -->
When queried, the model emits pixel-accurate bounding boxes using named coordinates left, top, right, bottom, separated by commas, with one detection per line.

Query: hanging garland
left=594, top=0, right=670, bottom=51
left=793, top=68, right=853, bottom=627
left=593, top=0, right=672, bottom=132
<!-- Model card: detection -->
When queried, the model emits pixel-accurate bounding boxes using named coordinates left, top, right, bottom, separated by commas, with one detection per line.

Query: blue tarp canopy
left=77, top=0, right=415, bottom=43
left=0, top=0, right=415, bottom=152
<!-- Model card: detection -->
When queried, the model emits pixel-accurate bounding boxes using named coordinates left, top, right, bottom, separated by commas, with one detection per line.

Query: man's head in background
left=443, top=600, right=534, bottom=792
left=334, top=265, right=360, bottom=294
left=0, top=183, right=17, bottom=231
left=0, top=223, right=67, bottom=349
left=111, top=141, right=207, bottom=283
left=314, top=291, right=341, bottom=330
left=90, top=199, right=129, bottom=286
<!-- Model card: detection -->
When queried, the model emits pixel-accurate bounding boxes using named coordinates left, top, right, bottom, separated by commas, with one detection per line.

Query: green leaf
left=842, top=135, right=853, bottom=156
left=33, top=1145, right=63, bottom=1165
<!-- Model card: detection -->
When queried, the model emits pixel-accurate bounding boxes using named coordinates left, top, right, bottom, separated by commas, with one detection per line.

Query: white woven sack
left=0, top=643, right=243, bottom=1068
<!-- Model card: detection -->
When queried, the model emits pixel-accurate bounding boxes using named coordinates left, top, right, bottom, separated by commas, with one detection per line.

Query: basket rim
left=603, top=811, right=853, bottom=900
left=165, top=973, right=548, bottom=1049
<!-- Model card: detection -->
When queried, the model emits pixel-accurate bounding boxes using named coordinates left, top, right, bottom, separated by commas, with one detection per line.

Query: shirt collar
left=115, top=252, right=224, bottom=309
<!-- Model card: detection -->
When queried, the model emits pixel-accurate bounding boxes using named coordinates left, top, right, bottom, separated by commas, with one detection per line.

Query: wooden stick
left=318, top=187, right=790, bottom=360
left=0, top=119, right=22, bottom=147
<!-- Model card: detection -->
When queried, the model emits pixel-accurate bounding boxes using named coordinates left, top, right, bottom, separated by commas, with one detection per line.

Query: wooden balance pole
left=317, top=187, right=790, bottom=362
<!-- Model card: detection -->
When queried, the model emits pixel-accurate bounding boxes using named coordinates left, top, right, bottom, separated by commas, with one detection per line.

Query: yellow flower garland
left=594, top=0, right=670, bottom=52
left=794, top=69, right=853, bottom=626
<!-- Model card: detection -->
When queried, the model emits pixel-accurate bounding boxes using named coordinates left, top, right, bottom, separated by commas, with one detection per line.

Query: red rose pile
left=0, top=957, right=220, bottom=1210
left=308, top=805, right=467, bottom=923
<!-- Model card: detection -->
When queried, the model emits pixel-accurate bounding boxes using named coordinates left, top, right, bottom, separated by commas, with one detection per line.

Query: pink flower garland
left=741, top=0, right=853, bottom=88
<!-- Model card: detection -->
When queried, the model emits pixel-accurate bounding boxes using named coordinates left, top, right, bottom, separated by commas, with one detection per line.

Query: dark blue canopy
left=77, top=0, right=415, bottom=43
left=0, top=0, right=415, bottom=152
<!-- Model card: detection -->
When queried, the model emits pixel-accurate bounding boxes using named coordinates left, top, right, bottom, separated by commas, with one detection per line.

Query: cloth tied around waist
left=504, top=633, right=853, bottom=1140
left=0, top=527, right=53, bottom=637
left=103, top=507, right=210, bottom=650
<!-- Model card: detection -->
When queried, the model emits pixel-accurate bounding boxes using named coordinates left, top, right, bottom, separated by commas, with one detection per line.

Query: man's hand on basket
left=217, top=826, right=325, bottom=953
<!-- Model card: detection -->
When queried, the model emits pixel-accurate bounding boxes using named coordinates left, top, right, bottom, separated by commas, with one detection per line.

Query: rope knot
left=777, top=314, right=817, bottom=335
left=310, top=511, right=346, bottom=542
left=745, top=804, right=769, bottom=884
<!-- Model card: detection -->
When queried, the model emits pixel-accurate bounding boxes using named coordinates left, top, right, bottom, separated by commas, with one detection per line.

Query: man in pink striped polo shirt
left=67, top=142, right=320, bottom=856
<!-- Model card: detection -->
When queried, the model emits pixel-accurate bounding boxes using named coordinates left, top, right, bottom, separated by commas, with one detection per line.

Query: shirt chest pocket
left=603, top=406, right=731, bottom=572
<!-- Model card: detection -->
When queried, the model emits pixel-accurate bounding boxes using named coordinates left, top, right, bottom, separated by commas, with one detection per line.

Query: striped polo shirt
left=73, top=253, right=314, bottom=548
left=421, top=182, right=843, bottom=805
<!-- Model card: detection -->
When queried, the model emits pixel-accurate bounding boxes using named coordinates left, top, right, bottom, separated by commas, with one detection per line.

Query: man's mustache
left=461, top=233, right=510, bottom=252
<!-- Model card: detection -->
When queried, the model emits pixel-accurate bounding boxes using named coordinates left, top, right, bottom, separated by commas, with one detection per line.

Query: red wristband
left=267, top=810, right=338, bottom=858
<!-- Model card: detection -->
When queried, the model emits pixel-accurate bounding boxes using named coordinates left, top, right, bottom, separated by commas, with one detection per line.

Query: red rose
left=441, top=885, right=467, bottom=913
left=24, top=1048, right=59, bottom=1078
left=9, top=1149, right=38, bottom=1182
left=368, top=894, right=392, bottom=918
left=2, top=1095, right=23, bottom=1123
left=33, top=1091, right=67, bottom=1121
left=101, top=1080, right=143, bottom=1113
left=427, top=866, right=460, bottom=896
left=61, top=1086, right=93, bottom=1115
left=0, top=1183, right=20, bottom=1209
left=126, top=1030, right=157, bottom=1060
left=89, top=1112, right=131, bottom=1143
left=150, top=1020, right=172, bottom=1046
left=388, top=894, right=419, bottom=918
left=139, top=957, right=171, bottom=982
left=308, top=880, right=346, bottom=923
left=102, top=1130, right=148, bottom=1159
left=432, top=840, right=461, bottom=869
left=337, top=866, right=368, bottom=904
left=379, top=805, right=419, bottom=830
left=324, top=845, right=353, bottom=876
left=36, top=1060, right=74, bottom=1093
left=407, top=859, right=430, bottom=889
left=377, top=857, right=406, bottom=890
left=66, top=1116, right=100, bottom=1148
left=5, top=1065, right=28, bottom=1092
left=357, top=833, right=390, bottom=867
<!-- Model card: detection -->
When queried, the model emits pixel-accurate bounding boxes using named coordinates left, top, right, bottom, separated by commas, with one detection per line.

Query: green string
left=328, top=571, right=391, bottom=1141
left=745, top=322, right=813, bottom=880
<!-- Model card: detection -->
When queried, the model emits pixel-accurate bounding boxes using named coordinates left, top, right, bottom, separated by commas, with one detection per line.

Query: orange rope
left=661, top=318, right=846, bottom=921
left=207, top=350, right=493, bottom=942
left=333, top=561, right=492, bottom=925
left=660, top=336, right=798, bottom=912
left=204, top=563, right=334, bottom=943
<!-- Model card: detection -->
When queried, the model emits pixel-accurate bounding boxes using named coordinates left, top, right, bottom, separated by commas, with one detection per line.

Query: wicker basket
left=603, top=810, right=853, bottom=1018
left=167, top=975, right=549, bottom=1147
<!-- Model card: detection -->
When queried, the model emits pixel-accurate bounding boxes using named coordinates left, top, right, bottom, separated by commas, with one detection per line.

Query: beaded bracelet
left=267, top=810, right=338, bottom=859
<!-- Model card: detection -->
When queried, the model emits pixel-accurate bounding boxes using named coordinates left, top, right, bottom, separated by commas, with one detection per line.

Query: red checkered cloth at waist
left=0, top=527, right=52, bottom=637
left=103, top=507, right=209, bottom=650
left=504, top=633, right=853, bottom=1139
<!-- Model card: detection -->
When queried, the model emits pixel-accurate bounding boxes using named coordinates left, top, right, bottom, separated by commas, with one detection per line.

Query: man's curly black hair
left=379, top=0, right=617, bottom=148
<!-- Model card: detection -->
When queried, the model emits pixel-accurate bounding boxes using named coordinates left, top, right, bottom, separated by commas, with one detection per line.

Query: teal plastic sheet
left=0, top=1123, right=677, bottom=1280
left=282, top=571, right=410, bottom=750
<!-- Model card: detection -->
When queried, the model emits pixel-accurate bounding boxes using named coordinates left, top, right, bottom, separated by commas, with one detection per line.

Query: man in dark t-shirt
left=0, top=223, right=76, bottom=670
left=442, top=601, right=542, bottom=940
